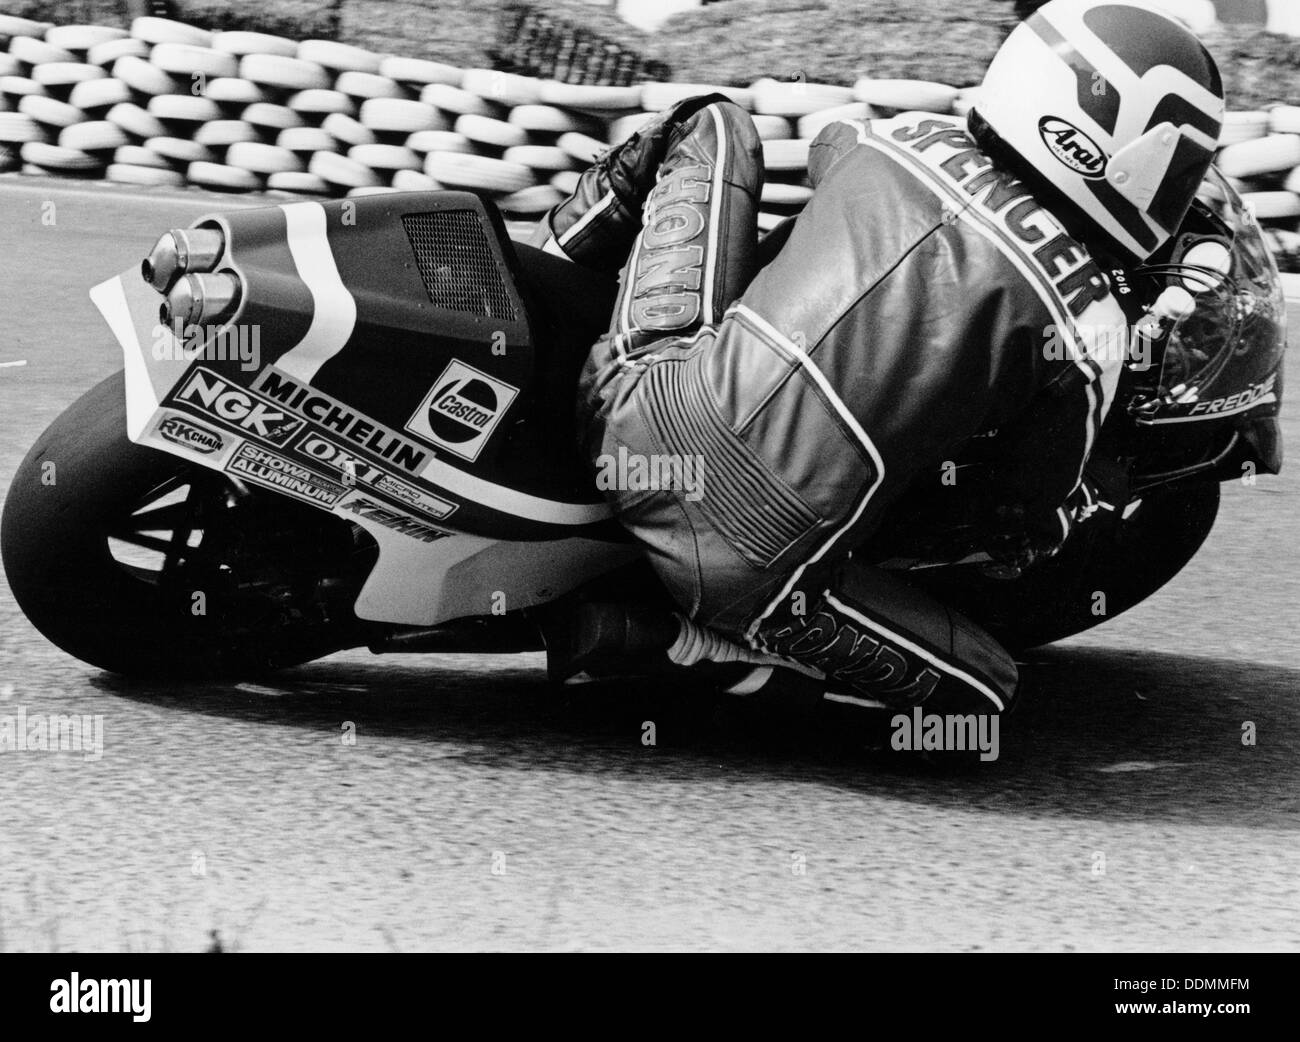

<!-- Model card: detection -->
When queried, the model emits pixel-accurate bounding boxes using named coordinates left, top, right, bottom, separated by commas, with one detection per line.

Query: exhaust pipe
left=142, top=227, right=225, bottom=293
left=160, top=272, right=242, bottom=328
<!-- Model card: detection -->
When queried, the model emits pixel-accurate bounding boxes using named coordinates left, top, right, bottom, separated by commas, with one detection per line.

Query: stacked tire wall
left=1, top=12, right=1299, bottom=280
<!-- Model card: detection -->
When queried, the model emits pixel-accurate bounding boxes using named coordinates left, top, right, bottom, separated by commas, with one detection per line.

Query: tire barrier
left=0, top=12, right=1298, bottom=273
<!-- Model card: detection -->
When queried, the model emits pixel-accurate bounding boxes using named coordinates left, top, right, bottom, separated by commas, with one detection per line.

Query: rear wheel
left=2, top=371, right=378, bottom=677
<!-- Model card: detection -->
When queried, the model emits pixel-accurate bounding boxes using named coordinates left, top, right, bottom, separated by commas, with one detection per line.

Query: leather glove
left=540, top=92, right=735, bottom=270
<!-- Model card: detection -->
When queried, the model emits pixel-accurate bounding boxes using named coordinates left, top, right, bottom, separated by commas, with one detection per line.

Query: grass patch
left=645, top=0, right=1018, bottom=87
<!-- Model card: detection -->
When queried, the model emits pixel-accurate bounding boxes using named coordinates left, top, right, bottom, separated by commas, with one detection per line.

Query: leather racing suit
left=537, top=96, right=1128, bottom=715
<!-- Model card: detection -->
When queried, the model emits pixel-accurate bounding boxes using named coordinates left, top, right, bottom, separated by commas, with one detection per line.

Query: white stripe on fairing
left=558, top=189, right=615, bottom=248
left=824, top=592, right=1007, bottom=712
left=703, top=104, right=728, bottom=326
left=419, top=455, right=611, bottom=525
left=274, top=202, right=358, bottom=384
left=90, top=276, right=156, bottom=439
left=734, top=303, right=888, bottom=641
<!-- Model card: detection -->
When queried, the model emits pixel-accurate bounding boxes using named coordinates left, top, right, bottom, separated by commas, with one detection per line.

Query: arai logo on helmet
left=1038, top=117, right=1107, bottom=180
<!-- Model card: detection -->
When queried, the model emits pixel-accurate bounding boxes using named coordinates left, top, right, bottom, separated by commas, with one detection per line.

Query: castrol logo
left=404, top=359, right=519, bottom=462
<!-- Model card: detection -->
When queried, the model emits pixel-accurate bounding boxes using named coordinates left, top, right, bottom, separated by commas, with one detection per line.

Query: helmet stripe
left=1083, top=4, right=1223, bottom=95
left=1026, top=11, right=1122, bottom=136
left=1145, top=93, right=1221, bottom=144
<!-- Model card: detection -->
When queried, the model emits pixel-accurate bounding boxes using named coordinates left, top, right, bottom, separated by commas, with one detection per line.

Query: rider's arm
left=974, top=295, right=1127, bottom=560
left=808, top=118, right=868, bottom=187
left=531, top=93, right=744, bottom=271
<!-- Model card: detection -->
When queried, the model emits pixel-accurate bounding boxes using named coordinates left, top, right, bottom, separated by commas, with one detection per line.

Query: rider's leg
left=543, top=97, right=764, bottom=680
left=568, top=100, right=1018, bottom=717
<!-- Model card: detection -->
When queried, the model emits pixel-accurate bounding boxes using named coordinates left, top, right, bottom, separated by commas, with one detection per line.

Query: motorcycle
left=1, top=169, right=1286, bottom=681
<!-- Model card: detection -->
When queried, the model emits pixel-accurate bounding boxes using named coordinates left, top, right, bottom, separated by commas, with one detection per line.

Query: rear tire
left=2, top=372, right=372, bottom=677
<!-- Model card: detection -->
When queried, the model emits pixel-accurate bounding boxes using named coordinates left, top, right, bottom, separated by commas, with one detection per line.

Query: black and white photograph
left=0, top=0, right=1295, bottom=1001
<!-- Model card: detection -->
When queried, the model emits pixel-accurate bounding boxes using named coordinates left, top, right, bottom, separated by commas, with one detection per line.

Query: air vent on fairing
left=401, top=210, right=518, bottom=322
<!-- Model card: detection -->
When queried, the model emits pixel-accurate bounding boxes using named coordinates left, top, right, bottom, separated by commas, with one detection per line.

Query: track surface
left=0, top=176, right=1298, bottom=952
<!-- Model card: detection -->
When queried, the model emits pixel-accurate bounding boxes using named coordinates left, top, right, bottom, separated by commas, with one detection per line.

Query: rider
left=535, top=0, right=1226, bottom=718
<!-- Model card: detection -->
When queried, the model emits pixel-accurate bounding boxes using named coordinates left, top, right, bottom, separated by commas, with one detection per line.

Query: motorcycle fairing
left=91, top=194, right=636, bottom=627
left=176, top=193, right=613, bottom=534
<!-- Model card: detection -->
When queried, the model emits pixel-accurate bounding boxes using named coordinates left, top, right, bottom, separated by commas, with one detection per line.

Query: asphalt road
left=0, top=175, right=1297, bottom=952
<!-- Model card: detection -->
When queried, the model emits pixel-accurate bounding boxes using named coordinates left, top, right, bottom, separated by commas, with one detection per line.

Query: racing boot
left=753, top=558, right=1021, bottom=720
left=541, top=600, right=682, bottom=684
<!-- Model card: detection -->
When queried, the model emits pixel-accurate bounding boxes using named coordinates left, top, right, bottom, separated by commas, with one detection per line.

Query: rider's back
left=722, top=112, right=1130, bottom=558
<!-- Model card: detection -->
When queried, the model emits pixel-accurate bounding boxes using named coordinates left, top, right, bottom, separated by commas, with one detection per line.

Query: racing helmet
left=972, top=0, right=1225, bottom=262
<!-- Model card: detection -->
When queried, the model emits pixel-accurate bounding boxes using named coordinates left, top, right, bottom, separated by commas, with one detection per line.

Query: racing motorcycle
left=0, top=169, right=1286, bottom=680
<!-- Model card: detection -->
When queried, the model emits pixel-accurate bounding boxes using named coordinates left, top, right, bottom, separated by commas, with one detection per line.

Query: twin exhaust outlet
left=141, top=227, right=241, bottom=328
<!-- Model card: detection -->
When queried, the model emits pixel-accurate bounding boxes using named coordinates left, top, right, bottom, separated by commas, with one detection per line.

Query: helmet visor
left=1153, top=169, right=1286, bottom=416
